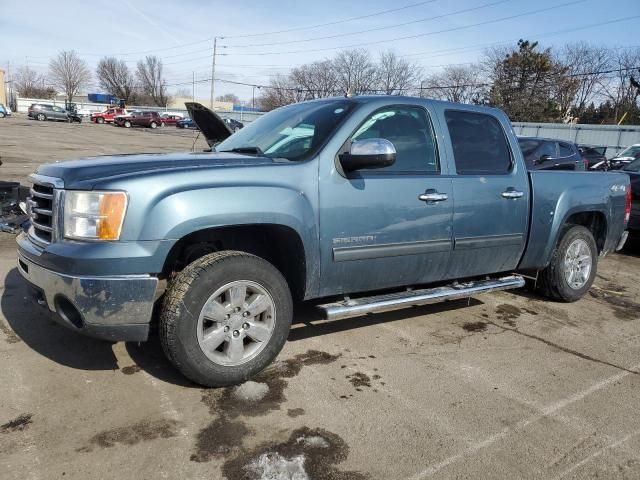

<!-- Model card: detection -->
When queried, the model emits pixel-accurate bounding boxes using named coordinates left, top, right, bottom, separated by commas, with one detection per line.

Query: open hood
left=185, top=102, right=233, bottom=147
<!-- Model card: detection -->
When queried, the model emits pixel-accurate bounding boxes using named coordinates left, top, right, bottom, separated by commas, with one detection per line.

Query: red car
left=114, top=111, right=162, bottom=128
left=159, top=113, right=183, bottom=126
left=91, top=108, right=129, bottom=124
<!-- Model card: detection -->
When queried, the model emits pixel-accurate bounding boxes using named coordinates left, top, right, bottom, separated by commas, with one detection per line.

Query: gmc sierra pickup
left=17, top=96, right=630, bottom=386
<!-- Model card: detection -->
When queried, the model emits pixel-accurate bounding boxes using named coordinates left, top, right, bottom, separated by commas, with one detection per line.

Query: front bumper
left=17, top=251, right=158, bottom=342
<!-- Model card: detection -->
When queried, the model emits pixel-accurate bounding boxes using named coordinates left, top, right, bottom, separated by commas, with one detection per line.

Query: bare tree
left=290, top=59, right=339, bottom=99
left=97, top=57, right=138, bottom=104
left=258, top=74, right=306, bottom=111
left=333, top=49, right=377, bottom=95
left=136, top=56, right=169, bottom=107
left=599, top=47, right=640, bottom=123
left=48, top=51, right=91, bottom=102
left=422, top=64, right=485, bottom=103
left=13, top=66, right=55, bottom=99
left=216, top=93, right=240, bottom=104
left=376, top=51, right=422, bottom=95
left=560, top=43, right=611, bottom=115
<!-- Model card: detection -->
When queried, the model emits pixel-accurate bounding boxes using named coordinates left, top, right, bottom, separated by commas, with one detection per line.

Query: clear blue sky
left=1, top=0, right=638, bottom=101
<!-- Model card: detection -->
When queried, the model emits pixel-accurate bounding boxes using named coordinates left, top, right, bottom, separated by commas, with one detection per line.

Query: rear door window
left=445, top=110, right=512, bottom=175
left=559, top=142, right=573, bottom=157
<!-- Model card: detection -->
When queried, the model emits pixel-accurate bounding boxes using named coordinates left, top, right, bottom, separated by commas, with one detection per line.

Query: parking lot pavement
left=1, top=118, right=640, bottom=479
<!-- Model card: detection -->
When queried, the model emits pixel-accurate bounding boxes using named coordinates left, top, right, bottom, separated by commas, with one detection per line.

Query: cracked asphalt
left=1, top=117, right=640, bottom=479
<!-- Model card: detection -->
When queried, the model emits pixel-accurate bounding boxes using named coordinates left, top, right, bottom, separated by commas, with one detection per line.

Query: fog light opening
left=54, top=296, right=84, bottom=329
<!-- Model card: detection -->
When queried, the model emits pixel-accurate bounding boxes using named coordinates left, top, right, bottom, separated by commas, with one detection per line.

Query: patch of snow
left=233, top=381, right=269, bottom=402
left=295, top=435, right=329, bottom=449
left=245, top=452, right=308, bottom=480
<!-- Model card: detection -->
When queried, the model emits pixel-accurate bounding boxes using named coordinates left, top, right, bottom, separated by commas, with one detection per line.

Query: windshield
left=618, top=145, right=640, bottom=158
left=623, top=158, right=640, bottom=172
left=215, top=100, right=356, bottom=161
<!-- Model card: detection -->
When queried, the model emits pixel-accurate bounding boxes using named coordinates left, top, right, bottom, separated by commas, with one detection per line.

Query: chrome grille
left=28, top=182, right=55, bottom=244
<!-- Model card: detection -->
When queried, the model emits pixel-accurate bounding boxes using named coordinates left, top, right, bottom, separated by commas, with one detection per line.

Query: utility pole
left=252, top=85, right=256, bottom=109
left=210, top=37, right=218, bottom=109
left=192, top=71, right=195, bottom=102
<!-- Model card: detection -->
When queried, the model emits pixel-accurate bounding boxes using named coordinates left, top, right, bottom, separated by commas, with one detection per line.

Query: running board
left=317, top=275, right=525, bottom=321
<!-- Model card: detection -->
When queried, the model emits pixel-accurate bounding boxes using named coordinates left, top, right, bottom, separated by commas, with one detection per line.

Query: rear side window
left=559, top=142, right=573, bottom=157
left=445, top=110, right=512, bottom=175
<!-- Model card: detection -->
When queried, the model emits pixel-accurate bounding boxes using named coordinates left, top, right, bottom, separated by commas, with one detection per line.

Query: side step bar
left=317, top=275, right=525, bottom=321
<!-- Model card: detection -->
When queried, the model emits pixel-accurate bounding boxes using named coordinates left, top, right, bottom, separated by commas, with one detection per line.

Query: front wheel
left=537, top=225, right=597, bottom=302
left=96, top=117, right=105, bottom=124
left=160, top=251, right=293, bottom=387
left=124, top=120, right=131, bottom=128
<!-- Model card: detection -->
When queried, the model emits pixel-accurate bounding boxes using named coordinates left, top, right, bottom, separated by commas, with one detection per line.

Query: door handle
left=419, top=190, right=448, bottom=202
left=501, top=188, right=524, bottom=199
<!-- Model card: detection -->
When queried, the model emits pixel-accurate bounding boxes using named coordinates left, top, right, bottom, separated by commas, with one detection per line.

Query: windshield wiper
left=219, top=146, right=265, bottom=156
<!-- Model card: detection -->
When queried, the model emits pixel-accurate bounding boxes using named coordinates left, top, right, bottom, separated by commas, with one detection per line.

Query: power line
left=221, top=0, right=586, bottom=56
left=221, top=0, right=439, bottom=39
left=225, top=0, right=514, bottom=48
left=163, top=65, right=640, bottom=92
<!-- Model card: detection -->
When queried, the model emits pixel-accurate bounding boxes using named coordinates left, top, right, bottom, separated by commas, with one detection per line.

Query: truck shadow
left=2, top=265, right=483, bottom=387
left=0, top=268, right=119, bottom=370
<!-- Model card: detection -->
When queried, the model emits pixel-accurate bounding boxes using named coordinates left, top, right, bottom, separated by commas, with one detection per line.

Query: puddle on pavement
left=120, top=365, right=141, bottom=375
left=462, top=321, right=488, bottom=332
left=589, top=289, right=640, bottom=320
left=1, top=413, right=33, bottom=433
left=193, top=350, right=341, bottom=464
left=221, top=427, right=368, bottom=480
left=77, top=418, right=180, bottom=452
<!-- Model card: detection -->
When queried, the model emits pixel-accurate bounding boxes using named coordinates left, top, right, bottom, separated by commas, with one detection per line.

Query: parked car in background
left=114, top=111, right=162, bottom=128
left=0, top=103, right=10, bottom=118
left=606, top=144, right=640, bottom=170
left=622, top=158, right=640, bottom=233
left=91, top=108, right=129, bottom=124
left=28, top=103, right=74, bottom=122
left=578, top=145, right=608, bottom=169
left=176, top=117, right=198, bottom=129
left=159, top=113, right=183, bottom=126
left=518, top=137, right=587, bottom=170
left=223, top=117, right=244, bottom=132
left=18, top=97, right=630, bottom=387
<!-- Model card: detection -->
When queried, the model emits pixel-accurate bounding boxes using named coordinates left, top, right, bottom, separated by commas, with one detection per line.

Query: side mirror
left=339, top=138, right=396, bottom=173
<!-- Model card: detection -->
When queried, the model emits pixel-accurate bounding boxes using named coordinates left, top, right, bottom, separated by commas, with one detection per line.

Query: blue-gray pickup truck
left=17, top=96, right=631, bottom=386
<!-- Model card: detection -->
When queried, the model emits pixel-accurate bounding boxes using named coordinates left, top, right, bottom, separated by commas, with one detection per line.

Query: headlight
left=64, top=191, right=128, bottom=240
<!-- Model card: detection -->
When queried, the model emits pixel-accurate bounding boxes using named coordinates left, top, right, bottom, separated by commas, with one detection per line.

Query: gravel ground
left=1, top=116, right=639, bottom=480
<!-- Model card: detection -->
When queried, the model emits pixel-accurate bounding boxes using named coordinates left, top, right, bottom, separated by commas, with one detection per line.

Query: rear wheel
left=160, top=251, right=293, bottom=387
left=537, top=225, right=597, bottom=302
left=0, top=112, right=5, bottom=118
left=150, top=121, right=157, bottom=129
left=36, top=113, right=46, bottom=121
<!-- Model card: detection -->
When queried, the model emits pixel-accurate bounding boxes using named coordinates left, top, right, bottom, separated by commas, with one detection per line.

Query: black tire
left=160, top=251, right=293, bottom=387
left=36, top=113, right=46, bottom=121
left=124, top=120, right=131, bottom=128
left=96, top=117, right=105, bottom=124
left=537, top=225, right=597, bottom=302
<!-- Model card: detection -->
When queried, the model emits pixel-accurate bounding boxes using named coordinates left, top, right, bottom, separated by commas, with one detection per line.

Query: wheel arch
left=162, top=223, right=308, bottom=301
